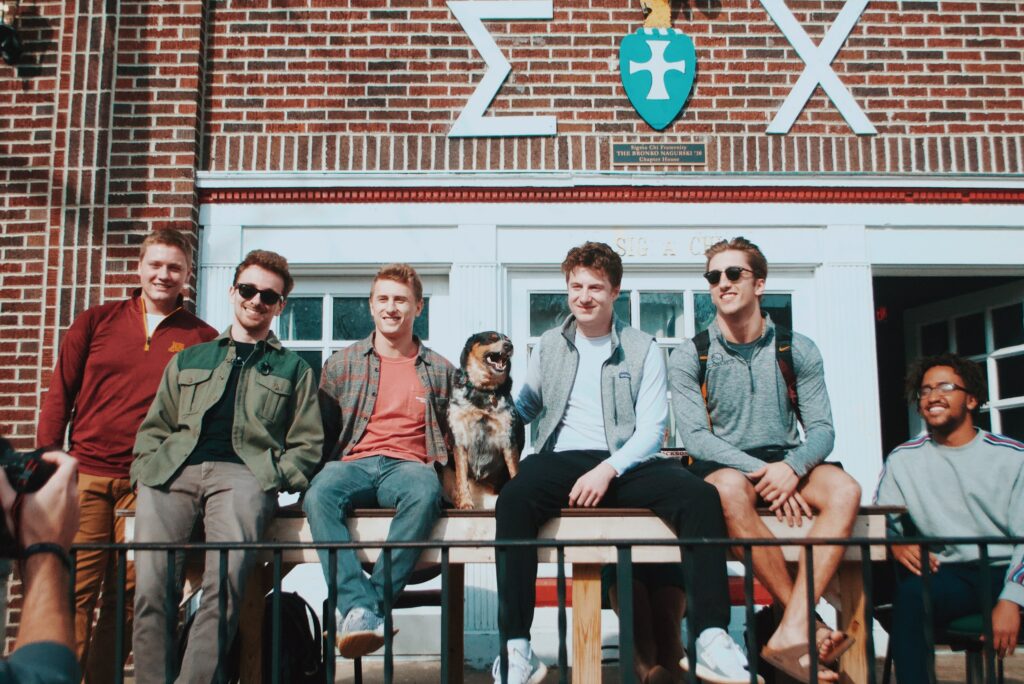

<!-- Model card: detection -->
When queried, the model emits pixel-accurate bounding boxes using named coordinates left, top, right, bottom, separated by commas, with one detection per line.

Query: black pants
left=495, top=450, right=732, bottom=640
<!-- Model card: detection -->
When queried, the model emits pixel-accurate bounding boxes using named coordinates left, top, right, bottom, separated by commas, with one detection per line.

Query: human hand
left=774, top=491, right=813, bottom=527
left=749, top=462, right=799, bottom=505
left=991, top=599, right=1020, bottom=657
left=568, top=462, right=617, bottom=507
left=17, top=451, right=79, bottom=551
left=891, top=544, right=939, bottom=576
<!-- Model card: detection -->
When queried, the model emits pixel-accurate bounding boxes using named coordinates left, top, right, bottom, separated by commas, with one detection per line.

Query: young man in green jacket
left=130, top=250, right=323, bottom=684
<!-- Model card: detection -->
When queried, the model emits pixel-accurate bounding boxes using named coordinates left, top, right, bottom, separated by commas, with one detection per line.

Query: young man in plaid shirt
left=306, top=263, right=455, bottom=658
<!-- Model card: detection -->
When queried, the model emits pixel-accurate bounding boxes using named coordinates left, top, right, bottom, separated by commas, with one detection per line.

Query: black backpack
left=178, top=590, right=326, bottom=683
left=262, top=591, right=326, bottom=684
left=692, top=324, right=801, bottom=429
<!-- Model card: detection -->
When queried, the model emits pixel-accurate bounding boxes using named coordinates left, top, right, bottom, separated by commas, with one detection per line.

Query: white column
left=815, top=225, right=883, bottom=500
left=197, top=225, right=243, bottom=330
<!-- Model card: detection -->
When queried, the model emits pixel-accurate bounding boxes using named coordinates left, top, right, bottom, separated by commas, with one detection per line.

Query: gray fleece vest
left=532, top=315, right=654, bottom=453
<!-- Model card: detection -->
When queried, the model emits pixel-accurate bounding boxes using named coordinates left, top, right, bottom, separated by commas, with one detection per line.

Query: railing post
left=683, top=542, right=698, bottom=684
left=215, top=549, right=228, bottom=684
left=978, top=544, right=996, bottom=684
left=164, top=548, right=177, bottom=684
left=743, top=544, right=759, bottom=684
left=859, top=542, right=877, bottom=684
left=805, top=542, right=818, bottom=684
left=496, top=544, right=508, bottom=684
left=271, top=550, right=282, bottom=684
left=920, top=542, right=936, bottom=684
left=557, top=545, right=568, bottom=684
left=383, top=547, right=393, bottom=684
left=616, top=545, right=636, bottom=684
left=440, top=547, right=450, bottom=684
left=326, top=549, right=337, bottom=683
left=114, top=547, right=127, bottom=684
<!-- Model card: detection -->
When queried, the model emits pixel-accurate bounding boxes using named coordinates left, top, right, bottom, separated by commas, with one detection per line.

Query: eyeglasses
left=235, top=283, right=283, bottom=306
left=703, top=266, right=754, bottom=285
left=918, top=382, right=968, bottom=398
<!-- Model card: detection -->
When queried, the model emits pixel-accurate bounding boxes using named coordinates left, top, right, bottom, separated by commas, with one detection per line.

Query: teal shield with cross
left=619, top=28, right=696, bottom=130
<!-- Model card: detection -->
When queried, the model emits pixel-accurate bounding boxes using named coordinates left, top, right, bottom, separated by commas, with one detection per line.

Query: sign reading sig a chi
left=445, top=0, right=876, bottom=138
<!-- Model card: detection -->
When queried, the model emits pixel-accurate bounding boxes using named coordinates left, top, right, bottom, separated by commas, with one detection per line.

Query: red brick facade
left=2, top=0, right=1024, bottom=646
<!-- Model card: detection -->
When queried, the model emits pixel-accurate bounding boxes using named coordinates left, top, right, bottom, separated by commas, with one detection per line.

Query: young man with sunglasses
left=36, top=229, right=217, bottom=683
left=130, top=250, right=323, bottom=684
left=493, top=242, right=756, bottom=684
left=306, top=263, right=454, bottom=660
left=668, top=237, right=861, bottom=683
left=875, top=353, right=1024, bottom=682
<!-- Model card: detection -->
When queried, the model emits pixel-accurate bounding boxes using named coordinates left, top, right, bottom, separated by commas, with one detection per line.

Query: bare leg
left=650, top=585, right=686, bottom=679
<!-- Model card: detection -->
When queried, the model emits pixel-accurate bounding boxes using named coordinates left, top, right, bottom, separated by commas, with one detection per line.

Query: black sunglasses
left=235, top=283, right=284, bottom=305
left=703, top=266, right=754, bottom=285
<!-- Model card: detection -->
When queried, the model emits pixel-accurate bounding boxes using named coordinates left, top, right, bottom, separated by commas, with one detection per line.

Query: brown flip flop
left=760, top=644, right=834, bottom=684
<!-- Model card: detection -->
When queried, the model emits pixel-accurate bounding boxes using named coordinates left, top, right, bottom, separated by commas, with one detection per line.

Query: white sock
left=507, top=638, right=530, bottom=655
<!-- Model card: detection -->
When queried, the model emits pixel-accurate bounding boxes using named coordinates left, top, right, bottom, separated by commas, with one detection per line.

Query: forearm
left=606, top=342, right=666, bottom=474
left=16, top=554, right=74, bottom=651
left=782, top=426, right=835, bottom=478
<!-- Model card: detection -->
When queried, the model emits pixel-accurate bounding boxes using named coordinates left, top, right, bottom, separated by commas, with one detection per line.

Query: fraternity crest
left=619, top=27, right=696, bottom=130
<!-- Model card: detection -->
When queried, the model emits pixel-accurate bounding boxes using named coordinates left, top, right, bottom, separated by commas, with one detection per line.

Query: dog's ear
left=460, top=334, right=477, bottom=369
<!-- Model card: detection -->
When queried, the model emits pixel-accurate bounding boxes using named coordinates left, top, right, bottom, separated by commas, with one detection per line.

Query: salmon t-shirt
left=346, top=354, right=429, bottom=464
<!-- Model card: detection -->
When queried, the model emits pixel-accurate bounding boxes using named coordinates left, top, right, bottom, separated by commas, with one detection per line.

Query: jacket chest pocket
left=254, top=374, right=293, bottom=424
left=178, top=368, right=214, bottom=416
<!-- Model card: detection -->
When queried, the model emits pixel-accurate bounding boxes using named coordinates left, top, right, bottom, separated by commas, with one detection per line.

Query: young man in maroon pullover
left=36, top=229, right=217, bottom=683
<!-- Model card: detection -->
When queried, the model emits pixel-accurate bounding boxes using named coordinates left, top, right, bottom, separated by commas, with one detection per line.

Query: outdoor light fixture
left=0, top=1, right=23, bottom=66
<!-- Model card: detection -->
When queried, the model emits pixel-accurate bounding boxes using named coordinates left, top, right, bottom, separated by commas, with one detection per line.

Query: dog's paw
left=454, top=499, right=475, bottom=510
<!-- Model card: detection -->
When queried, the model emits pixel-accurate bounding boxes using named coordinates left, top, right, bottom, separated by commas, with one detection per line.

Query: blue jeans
left=303, top=456, right=442, bottom=616
left=892, top=561, right=1007, bottom=684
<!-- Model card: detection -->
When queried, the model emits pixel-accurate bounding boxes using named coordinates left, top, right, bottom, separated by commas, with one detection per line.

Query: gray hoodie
left=667, top=316, right=835, bottom=477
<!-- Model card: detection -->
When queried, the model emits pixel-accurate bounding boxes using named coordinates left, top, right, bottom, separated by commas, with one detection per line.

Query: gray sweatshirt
left=874, top=429, right=1024, bottom=607
left=667, top=316, right=835, bottom=477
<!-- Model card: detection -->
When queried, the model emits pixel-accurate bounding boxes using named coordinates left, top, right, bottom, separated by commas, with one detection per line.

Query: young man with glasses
left=875, top=353, right=1024, bottom=682
left=493, top=242, right=756, bottom=684
left=668, top=237, right=861, bottom=683
left=306, top=263, right=454, bottom=660
left=130, top=250, right=323, bottom=684
left=36, top=229, right=217, bottom=683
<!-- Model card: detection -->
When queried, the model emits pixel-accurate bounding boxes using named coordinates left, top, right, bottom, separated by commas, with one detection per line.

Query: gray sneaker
left=679, top=627, right=763, bottom=684
left=336, top=607, right=397, bottom=659
left=491, top=643, right=548, bottom=684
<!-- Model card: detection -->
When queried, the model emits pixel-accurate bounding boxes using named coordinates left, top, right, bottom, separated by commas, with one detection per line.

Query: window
left=907, top=285, right=1024, bottom=440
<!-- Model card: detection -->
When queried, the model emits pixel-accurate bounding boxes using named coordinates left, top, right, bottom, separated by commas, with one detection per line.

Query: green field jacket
left=131, top=330, right=324, bottom=492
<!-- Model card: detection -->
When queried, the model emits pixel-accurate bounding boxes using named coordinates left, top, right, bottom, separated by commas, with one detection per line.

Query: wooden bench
left=233, top=505, right=894, bottom=684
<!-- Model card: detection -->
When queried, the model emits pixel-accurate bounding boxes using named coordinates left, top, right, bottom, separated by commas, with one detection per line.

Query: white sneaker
left=491, top=643, right=548, bottom=684
left=679, top=627, right=763, bottom=684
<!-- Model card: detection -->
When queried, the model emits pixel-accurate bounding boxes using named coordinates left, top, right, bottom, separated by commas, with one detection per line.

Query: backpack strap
left=774, top=325, right=802, bottom=425
left=692, top=329, right=713, bottom=432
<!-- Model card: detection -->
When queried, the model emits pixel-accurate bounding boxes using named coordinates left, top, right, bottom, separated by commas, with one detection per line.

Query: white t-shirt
left=146, top=313, right=166, bottom=336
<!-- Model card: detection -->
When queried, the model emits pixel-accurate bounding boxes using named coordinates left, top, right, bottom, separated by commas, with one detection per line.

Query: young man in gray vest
left=875, top=353, right=1023, bottom=682
left=668, top=237, right=861, bottom=683
left=493, top=242, right=755, bottom=684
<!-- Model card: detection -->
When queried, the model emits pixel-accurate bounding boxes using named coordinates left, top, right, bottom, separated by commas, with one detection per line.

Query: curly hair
left=561, top=242, right=623, bottom=288
left=704, top=237, right=768, bottom=280
left=904, top=352, right=987, bottom=410
left=232, top=250, right=294, bottom=297
left=372, top=263, right=423, bottom=301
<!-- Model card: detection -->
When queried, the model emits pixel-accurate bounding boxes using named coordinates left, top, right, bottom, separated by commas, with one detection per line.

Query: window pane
left=332, top=297, right=430, bottom=341
left=694, top=293, right=716, bottom=334
left=921, top=321, right=948, bottom=356
left=693, top=293, right=792, bottom=334
left=529, top=292, right=630, bottom=336
left=278, top=297, right=322, bottom=341
left=996, top=354, right=1024, bottom=399
left=999, top=406, right=1024, bottom=441
left=955, top=312, right=986, bottom=356
left=640, top=292, right=684, bottom=338
left=762, top=294, right=792, bottom=330
left=993, top=302, right=1024, bottom=349
left=529, top=294, right=570, bottom=337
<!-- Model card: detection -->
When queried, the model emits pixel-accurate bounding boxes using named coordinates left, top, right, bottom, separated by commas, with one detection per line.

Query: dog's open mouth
left=484, top=351, right=509, bottom=373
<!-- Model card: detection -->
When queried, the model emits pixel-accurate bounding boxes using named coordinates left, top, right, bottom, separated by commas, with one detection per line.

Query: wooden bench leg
left=443, top=564, right=465, bottom=684
left=238, top=563, right=271, bottom=682
left=837, top=561, right=869, bottom=684
left=572, top=563, right=602, bottom=684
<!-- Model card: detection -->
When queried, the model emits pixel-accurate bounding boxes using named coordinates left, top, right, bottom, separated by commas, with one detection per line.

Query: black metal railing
left=69, top=535, right=1023, bottom=684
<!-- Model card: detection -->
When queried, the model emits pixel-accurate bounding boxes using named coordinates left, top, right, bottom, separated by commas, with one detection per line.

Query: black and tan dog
left=443, top=331, right=524, bottom=510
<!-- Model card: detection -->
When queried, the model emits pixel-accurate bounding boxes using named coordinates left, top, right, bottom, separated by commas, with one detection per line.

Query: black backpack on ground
left=262, top=590, right=326, bottom=684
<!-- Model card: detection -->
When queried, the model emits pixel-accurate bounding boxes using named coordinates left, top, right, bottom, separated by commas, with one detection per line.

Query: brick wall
left=201, top=0, right=1024, bottom=173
